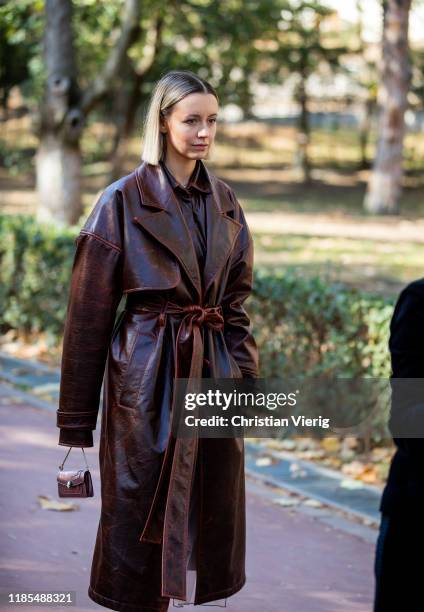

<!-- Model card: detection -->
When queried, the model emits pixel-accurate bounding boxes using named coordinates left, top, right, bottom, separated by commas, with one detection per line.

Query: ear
left=159, top=114, right=167, bottom=134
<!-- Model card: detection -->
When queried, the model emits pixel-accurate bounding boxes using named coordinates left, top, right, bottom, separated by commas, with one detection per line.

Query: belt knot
left=134, top=301, right=225, bottom=331
left=184, top=304, right=224, bottom=330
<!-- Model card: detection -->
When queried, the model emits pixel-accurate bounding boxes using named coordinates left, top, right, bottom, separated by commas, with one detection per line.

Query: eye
left=184, top=118, right=217, bottom=124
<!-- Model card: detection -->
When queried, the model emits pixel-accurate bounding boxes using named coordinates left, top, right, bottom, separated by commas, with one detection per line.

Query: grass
left=252, top=233, right=423, bottom=297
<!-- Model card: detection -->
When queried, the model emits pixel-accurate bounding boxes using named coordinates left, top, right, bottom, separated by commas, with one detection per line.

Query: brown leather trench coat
left=56, top=159, right=259, bottom=611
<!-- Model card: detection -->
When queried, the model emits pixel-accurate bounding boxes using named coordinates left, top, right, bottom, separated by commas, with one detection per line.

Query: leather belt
left=130, top=300, right=224, bottom=599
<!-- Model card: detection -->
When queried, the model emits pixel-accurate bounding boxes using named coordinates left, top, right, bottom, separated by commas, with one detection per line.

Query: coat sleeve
left=221, top=191, right=259, bottom=378
left=56, top=189, right=123, bottom=447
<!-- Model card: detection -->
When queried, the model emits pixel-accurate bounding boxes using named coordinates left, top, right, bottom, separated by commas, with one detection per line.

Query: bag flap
left=57, top=469, right=86, bottom=486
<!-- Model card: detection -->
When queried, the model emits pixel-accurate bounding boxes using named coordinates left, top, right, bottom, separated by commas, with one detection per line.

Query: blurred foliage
left=0, top=0, right=45, bottom=107
left=258, top=1, right=348, bottom=93
left=0, top=212, right=395, bottom=438
left=0, top=0, right=289, bottom=115
left=2, top=0, right=424, bottom=181
left=0, top=213, right=78, bottom=345
left=249, top=268, right=393, bottom=442
left=0, top=139, right=34, bottom=175
left=0, top=212, right=393, bottom=373
left=2, top=0, right=424, bottom=127
left=250, top=268, right=392, bottom=379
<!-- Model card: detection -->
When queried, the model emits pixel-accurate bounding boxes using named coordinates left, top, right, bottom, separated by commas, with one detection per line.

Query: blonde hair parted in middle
left=141, top=70, right=219, bottom=165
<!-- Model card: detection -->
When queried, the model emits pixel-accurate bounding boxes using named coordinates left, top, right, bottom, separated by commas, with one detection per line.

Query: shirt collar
left=159, top=158, right=211, bottom=195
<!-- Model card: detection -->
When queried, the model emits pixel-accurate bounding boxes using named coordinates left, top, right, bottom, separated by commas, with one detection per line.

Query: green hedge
left=0, top=214, right=79, bottom=344
left=0, top=213, right=394, bottom=380
left=251, top=269, right=393, bottom=379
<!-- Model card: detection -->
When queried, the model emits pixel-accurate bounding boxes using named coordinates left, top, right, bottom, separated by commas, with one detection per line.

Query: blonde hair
left=141, top=70, right=219, bottom=165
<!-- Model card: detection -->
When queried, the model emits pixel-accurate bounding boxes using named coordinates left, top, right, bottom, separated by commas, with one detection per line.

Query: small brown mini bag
left=57, top=446, right=94, bottom=497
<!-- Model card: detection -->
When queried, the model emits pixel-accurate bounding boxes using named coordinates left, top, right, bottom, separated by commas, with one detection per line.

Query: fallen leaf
left=340, top=479, right=364, bottom=490
left=255, top=457, right=272, bottom=467
left=273, top=496, right=300, bottom=507
left=289, top=463, right=307, bottom=478
left=37, top=495, right=79, bottom=511
left=278, top=439, right=297, bottom=451
left=341, top=460, right=365, bottom=477
left=321, top=438, right=341, bottom=452
left=298, top=450, right=325, bottom=461
left=302, top=499, right=323, bottom=508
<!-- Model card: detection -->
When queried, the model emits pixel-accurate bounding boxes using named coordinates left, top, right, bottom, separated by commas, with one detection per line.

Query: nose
left=197, top=126, right=209, bottom=137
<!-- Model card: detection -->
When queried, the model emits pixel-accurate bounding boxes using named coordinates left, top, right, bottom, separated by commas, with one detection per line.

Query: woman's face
left=160, top=92, right=218, bottom=161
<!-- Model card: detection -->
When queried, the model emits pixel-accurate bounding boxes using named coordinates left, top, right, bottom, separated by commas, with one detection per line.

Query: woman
left=56, top=69, right=259, bottom=611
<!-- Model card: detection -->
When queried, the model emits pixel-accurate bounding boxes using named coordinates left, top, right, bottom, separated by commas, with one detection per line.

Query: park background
left=1, top=2, right=423, bottom=610
left=1, top=0, right=423, bottom=488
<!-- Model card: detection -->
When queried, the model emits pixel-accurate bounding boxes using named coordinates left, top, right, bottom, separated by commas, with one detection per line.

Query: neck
left=162, top=153, right=197, bottom=187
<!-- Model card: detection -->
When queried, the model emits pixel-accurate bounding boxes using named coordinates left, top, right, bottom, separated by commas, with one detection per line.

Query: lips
left=193, top=144, right=208, bottom=147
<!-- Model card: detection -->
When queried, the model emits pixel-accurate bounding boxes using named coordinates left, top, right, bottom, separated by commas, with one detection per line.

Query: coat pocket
left=117, top=328, right=157, bottom=408
left=109, top=313, right=156, bottom=408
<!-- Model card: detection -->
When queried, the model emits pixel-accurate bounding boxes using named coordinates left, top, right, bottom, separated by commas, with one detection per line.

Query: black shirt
left=159, top=159, right=211, bottom=287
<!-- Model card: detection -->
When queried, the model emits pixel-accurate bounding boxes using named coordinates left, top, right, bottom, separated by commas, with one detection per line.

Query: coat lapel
left=201, top=163, right=243, bottom=298
left=133, top=160, right=242, bottom=302
left=134, top=162, right=202, bottom=298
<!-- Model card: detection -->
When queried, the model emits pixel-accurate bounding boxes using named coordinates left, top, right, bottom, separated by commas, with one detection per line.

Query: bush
left=0, top=214, right=78, bottom=346
left=0, top=213, right=394, bottom=377
left=250, top=268, right=393, bottom=379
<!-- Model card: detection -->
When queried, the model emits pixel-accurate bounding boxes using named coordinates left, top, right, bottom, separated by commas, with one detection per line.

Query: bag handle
left=59, top=446, right=90, bottom=471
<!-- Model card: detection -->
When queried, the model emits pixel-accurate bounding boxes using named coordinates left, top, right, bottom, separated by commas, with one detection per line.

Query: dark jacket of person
left=380, top=278, right=424, bottom=516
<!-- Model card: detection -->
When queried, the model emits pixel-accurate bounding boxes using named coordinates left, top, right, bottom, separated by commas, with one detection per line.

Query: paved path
left=0, top=384, right=376, bottom=611
left=3, top=187, right=424, bottom=244
left=245, top=211, right=424, bottom=243
left=0, top=352, right=384, bottom=526
left=245, top=442, right=381, bottom=524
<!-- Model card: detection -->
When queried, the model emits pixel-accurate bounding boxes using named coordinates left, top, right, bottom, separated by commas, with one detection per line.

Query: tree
left=107, top=12, right=164, bottom=181
left=364, top=0, right=412, bottom=214
left=35, top=0, right=282, bottom=218
left=36, top=0, right=143, bottom=225
left=354, top=0, right=378, bottom=170
left=258, top=1, right=346, bottom=183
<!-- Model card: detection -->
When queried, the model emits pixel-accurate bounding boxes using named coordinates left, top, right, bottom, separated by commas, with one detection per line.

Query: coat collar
left=158, top=158, right=211, bottom=195
left=133, top=159, right=242, bottom=302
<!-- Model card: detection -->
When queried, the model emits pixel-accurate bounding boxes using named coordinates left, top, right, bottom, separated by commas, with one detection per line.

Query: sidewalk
left=245, top=211, right=424, bottom=243
left=0, top=351, right=384, bottom=525
left=0, top=383, right=375, bottom=611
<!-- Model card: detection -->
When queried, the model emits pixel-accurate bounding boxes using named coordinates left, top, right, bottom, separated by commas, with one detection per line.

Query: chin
left=180, top=147, right=209, bottom=161
left=192, top=150, right=208, bottom=159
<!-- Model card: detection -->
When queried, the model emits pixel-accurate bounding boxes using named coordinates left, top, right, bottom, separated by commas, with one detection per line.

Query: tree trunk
left=364, top=0, right=411, bottom=214
left=358, top=97, right=375, bottom=170
left=36, top=0, right=83, bottom=226
left=355, top=0, right=374, bottom=171
left=36, top=135, right=82, bottom=225
left=295, top=77, right=311, bottom=184
left=36, top=0, right=143, bottom=225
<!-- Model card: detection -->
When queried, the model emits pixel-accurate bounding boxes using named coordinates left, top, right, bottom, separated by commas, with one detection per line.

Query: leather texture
left=56, top=159, right=259, bottom=610
left=57, top=468, right=94, bottom=497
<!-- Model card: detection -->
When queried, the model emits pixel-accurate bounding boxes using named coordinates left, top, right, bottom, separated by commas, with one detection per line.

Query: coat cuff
left=58, top=428, right=94, bottom=447
left=56, top=410, right=98, bottom=429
